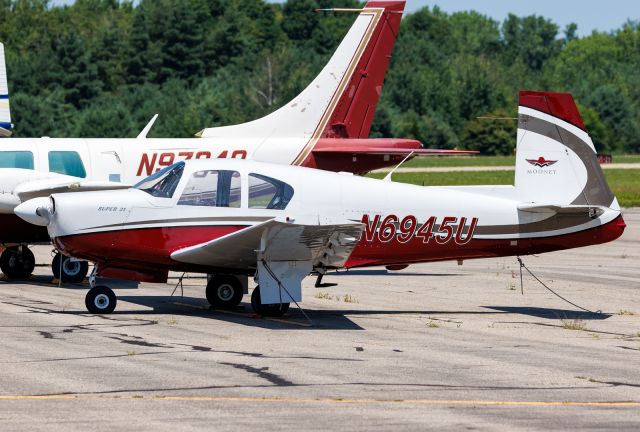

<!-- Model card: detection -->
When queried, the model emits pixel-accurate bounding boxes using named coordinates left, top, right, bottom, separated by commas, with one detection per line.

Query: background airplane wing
left=312, top=147, right=478, bottom=156
left=14, top=178, right=130, bottom=202
left=171, top=217, right=364, bottom=271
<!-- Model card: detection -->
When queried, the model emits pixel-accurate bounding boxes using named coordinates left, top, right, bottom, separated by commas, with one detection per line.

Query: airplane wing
left=171, top=217, right=363, bottom=270
left=172, top=216, right=363, bottom=305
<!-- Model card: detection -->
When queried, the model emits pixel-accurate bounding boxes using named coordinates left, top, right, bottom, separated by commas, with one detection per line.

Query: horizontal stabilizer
left=517, top=203, right=605, bottom=217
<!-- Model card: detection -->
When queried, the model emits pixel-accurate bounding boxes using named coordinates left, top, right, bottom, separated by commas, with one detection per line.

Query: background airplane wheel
left=52, top=253, right=89, bottom=283
left=0, top=246, right=35, bottom=279
left=206, top=275, right=244, bottom=309
left=250, top=286, right=289, bottom=317
left=85, top=286, right=117, bottom=314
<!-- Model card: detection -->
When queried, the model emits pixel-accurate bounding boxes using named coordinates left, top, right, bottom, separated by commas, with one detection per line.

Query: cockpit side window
left=134, top=162, right=184, bottom=198
left=48, top=151, right=86, bottom=178
left=248, top=173, right=294, bottom=210
left=178, top=170, right=241, bottom=207
left=0, top=151, right=34, bottom=169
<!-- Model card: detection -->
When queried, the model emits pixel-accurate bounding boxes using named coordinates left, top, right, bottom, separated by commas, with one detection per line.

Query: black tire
left=0, top=247, right=35, bottom=279
left=52, top=253, right=89, bottom=283
left=206, top=275, right=244, bottom=309
left=85, top=286, right=117, bottom=314
left=250, top=286, right=290, bottom=317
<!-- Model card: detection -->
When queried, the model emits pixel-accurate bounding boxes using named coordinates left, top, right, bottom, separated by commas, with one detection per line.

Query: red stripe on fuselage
left=54, top=215, right=625, bottom=281
left=55, top=225, right=249, bottom=271
left=346, top=215, right=626, bottom=268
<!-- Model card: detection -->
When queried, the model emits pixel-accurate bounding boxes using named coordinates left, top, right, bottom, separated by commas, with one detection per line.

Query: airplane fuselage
left=32, top=159, right=625, bottom=283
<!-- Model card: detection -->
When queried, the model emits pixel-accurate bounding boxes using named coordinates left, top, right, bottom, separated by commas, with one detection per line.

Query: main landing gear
left=250, top=286, right=289, bottom=317
left=52, top=252, right=89, bottom=283
left=81, top=274, right=289, bottom=317
left=206, top=275, right=244, bottom=309
left=0, top=246, right=35, bottom=279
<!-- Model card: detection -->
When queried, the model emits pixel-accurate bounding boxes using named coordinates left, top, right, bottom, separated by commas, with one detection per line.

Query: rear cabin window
left=48, top=151, right=86, bottom=178
left=178, top=170, right=241, bottom=207
left=248, top=174, right=294, bottom=210
left=0, top=151, right=34, bottom=169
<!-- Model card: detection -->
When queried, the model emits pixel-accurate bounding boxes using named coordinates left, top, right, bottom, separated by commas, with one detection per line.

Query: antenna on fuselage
left=137, top=114, right=159, bottom=139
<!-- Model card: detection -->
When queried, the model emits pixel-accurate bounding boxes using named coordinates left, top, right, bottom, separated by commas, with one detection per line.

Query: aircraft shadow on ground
left=482, top=306, right=611, bottom=320
left=113, top=295, right=366, bottom=330
left=328, top=270, right=465, bottom=277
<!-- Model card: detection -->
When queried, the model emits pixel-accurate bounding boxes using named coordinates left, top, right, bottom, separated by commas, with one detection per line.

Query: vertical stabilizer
left=0, top=43, right=12, bottom=137
left=199, top=1, right=405, bottom=164
left=515, top=91, right=615, bottom=208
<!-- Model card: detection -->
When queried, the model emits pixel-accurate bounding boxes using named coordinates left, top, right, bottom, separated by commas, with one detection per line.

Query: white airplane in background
left=0, top=43, right=11, bottom=137
left=0, top=1, right=470, bottom=282
left=17, top=91, right=626, bottom=315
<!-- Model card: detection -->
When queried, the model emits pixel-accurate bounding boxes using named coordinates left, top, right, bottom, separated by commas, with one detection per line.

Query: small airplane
left=16, top=91, right=626, bottom=316
left=0, top=1, right=470, bottom=282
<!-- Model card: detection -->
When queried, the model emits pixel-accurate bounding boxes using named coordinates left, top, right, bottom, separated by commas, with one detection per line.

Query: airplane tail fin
left=199, top=1, right=404, bottom=146
left=515, top=91, right=617, bottom=209
left=0, top=43, right=12, bottom=137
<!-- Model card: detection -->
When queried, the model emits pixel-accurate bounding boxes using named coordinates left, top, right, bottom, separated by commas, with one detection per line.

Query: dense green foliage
left=1, top=0, right=638, bottom=154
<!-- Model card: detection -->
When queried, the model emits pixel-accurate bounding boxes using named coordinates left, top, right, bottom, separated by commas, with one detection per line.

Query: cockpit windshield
left=134, top=162, right=184, bottom=198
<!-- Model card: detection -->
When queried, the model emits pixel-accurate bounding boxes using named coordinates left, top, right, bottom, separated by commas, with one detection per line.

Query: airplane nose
left=15, top=197, right=53, bottom=226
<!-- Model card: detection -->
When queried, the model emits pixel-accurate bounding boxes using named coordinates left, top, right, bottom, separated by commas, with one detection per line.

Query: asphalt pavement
left=0, top=210, right=639, bottom=431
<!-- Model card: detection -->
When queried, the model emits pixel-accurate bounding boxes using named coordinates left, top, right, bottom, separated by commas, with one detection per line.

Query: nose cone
left=15, top=197, right=52, bottom=226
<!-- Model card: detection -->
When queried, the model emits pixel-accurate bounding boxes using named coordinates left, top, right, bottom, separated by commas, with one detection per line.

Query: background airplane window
left=0, top=151, right=34, bottom=169
left=178, top=170, right=241, bottom=207
left=134, top=162, right=184, bottom=198
left=248, top=173, right=294, bottom=210
left=48, top=151, right=86, bottom=178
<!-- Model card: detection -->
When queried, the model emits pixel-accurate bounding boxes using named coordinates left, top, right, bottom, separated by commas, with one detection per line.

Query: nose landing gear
left=85, top=285, right=117, bottom=314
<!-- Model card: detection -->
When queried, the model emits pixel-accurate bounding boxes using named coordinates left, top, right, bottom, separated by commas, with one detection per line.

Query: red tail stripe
left=519, top=90, right=586, bottom=131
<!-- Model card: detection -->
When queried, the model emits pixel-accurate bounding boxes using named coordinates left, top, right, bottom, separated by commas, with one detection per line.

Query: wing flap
left=312, top=147, right=478, bottom=156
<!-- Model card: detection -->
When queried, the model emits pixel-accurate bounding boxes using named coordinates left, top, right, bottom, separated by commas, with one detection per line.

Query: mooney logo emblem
left=526, top=157, right=557, bottom=168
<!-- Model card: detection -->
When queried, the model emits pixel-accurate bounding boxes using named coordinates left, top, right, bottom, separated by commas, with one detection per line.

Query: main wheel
left=206, top=275, right=244, bottom=309
left=250, top=286, right=289, bottom=317
left=85, top=286, right=117, bottom=314
left=0, top=246, right=35, bottom=279
left=52, top=253, right=89, bottom=283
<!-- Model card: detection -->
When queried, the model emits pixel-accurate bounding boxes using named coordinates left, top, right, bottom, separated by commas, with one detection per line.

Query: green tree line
left=0, top=0, right=638, bottom=154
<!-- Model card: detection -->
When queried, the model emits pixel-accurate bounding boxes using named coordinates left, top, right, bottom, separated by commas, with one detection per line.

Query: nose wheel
left=85, top=286, right=117, bottom=314
left=206, top=275, right=244, bottom=309
left=250, top=286, right=289, bottom=317
left=0, top=246, right=35, bottom=279
left=52, top=252, right=89, bottom=283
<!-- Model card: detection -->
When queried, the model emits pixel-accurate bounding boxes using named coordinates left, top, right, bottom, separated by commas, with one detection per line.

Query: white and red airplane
left=16, top=91, right=626, bottom=316
left=0, top=1, right=470, bottom=281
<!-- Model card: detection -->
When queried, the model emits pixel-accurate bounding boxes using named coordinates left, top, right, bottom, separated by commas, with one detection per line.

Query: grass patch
left=343, top=294, right=358, bottom=303
left=561, top=319, right=587, bottom=331
left=368, top=169, right=640, bottom=207
left=314, top=292, right=333, bottom=300
left=618, top=309, right=635, bottom=316
left=426, top=320, right=440, bottom=328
